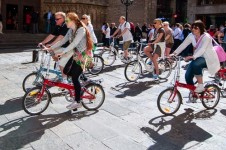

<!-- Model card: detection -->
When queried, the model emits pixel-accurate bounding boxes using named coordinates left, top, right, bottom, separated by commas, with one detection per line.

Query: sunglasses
left=81, top=17, right=87, bottom=20
left=65, top=19, right=71, bottom=23
left=55, top=18, right=62, bottom=21
left=192, top=26, right=199, bottom=30
left=153, top=22, right=157, bottom=24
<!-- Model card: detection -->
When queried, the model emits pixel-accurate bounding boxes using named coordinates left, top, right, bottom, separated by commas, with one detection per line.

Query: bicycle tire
left=158, top=60, right=172, bottom=79
left=124, top=60, right=142, bottom=82
left=88, top=55, right=104, bottom=75
left=22, top=86, right=51, bottom=115
left=157, top=88, right=182, bottom=115
left=22, top=72, right=44, bottom=92
left=201, top=84, right=220, bottom=109
left=81, top=83, right=105, bottom=110
left=101, top=49, right=116, bottom=66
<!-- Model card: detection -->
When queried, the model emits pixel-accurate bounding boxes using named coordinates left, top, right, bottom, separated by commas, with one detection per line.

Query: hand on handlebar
left=55, top=52, right=64, bottom=58
left=184, top=56, right=193, bottom=62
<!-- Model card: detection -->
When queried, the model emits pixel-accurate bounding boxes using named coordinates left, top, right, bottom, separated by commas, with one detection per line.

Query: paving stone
left=63, top=131, right=111, bottom=150
left=103, top=135, right=147, bottom=150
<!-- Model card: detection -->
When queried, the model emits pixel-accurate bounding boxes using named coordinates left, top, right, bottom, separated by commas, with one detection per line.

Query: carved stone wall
left=41, top=0, right=108, bottom=32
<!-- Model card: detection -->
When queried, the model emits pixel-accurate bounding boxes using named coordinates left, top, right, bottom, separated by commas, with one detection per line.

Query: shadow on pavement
left=0, top=92, right=68, bottom=116
left=141, top=108, right=217, bottom=150
left=0, top=110, right=98, bottom=149
left=220, top=109, right=226, bottom=116
left=112, top=80, right=159, bottom=98
left=100, top=63, right=126, bottom=74
left=0, top=97, right=24, bottom=116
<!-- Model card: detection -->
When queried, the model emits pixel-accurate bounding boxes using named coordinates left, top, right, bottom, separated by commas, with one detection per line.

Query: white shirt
left=119, top=22, right=133, bottom=42
left=87, top=23, right=98, bottom=43
left=173, top=27, right=182, bottom=39
left=174, top=33, right=220, bottom=75
left=105, top=27, right=110, bottom=38
left=47, top=12, right=52, bottom=20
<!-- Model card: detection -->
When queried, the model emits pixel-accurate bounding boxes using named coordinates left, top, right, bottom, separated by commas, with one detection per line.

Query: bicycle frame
left=35, top=78, right=95, bottom=103
left=170, top=56, right=216, bottom=100
left=34, top=50, right=63, bottom=80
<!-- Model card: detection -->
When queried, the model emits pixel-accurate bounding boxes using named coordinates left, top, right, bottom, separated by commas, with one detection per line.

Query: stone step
left=0, top=33, right=47, bottom=50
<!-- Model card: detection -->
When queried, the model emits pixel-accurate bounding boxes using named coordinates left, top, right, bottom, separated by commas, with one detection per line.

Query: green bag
left=73, top=50, right=93, bottom=70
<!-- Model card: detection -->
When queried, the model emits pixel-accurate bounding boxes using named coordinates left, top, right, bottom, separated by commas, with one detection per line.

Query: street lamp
left=121, top=0, right=134, bottom=21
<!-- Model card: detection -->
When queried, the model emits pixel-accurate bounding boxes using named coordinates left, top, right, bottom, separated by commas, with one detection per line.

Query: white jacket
left=174, top=33, right=220, bottom=75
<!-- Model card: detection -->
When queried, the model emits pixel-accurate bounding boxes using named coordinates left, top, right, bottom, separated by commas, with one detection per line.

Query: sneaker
left=66, top=101, right=82, bottom=110
left=122, top=57, right=130, bottom=63
left=152, top=74, right=159, bottom=80
left=194, top=84, right=205, bottom=93
left=147, top=61, right=152, bottom=65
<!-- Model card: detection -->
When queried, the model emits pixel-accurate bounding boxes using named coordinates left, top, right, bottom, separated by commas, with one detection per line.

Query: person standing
left=134, top=23, right=142, bottom=42
left=25, top=12, right=32, bottom=33
left=111, top=16, right=133, bottom=62
left=46, top=10, right=52, bottom=33
left=104, top=23, right=110, bottom=48
left=172, top=23, right=182, bottom=53
left=0, top=14, right=3, bottom=34
left=31, top=11, right=39, bottom=34
left=142, top=22, right=147, bottom=39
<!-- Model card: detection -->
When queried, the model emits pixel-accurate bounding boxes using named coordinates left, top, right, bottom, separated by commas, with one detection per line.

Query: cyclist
left=45, top=12, right=93, bottom=110
left=171, top=20, right=220, bottom=93
left=81, top=14, right=98, bottom=51
left=111, top=16, right=133, bottom=62
left=143, top=18, right=166, bottom=80
left=38, top=12, right=69, bottom=84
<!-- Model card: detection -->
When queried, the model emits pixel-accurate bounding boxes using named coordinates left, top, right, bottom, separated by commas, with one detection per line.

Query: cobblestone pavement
left=0, top=51, right=226, bottom=150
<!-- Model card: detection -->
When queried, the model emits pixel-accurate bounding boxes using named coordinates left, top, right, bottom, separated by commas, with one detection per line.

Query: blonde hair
left=67, top=12, right=93, bottom=51
left=55, top=12, right=66, bottom=20
left=82, top=14, right=91, bottom=24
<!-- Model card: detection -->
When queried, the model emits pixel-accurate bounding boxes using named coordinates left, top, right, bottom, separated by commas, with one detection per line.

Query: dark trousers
left=185, top=57, right=207, bottom=85
left=64, top=57, right=83, bottom=102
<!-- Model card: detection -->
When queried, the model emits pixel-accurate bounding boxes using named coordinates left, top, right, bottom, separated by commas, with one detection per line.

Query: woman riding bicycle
left=144, top=18, right=166, bottom=80
left=172, top=20, right=220, bottom=93
left=45, top=12, right=93, bottom=110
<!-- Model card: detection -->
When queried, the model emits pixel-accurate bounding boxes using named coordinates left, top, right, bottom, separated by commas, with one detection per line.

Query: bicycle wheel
left=22, top=86, right=51, bottom=115
left=101, top=49, right=116, bottom=66
left=157, top=88, right=182, bottom=115
left=124, top=60, right=142, bottom=82
left=22, top=72, right=44, bottom=92
left=82, top=83, right=105, bottom=110
left=201, top=84, right=220, bottom=109
left=158, top=60, right=172, bottom=79
left=88, top=55, right=104, bottom=75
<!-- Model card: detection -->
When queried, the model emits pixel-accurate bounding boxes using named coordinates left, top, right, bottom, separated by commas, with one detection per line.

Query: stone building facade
left=187, top=0, right=226, bottom=28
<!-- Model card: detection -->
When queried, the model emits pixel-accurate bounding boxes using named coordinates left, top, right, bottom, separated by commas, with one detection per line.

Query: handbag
left=73, top=50, right=93, bottom=70
left=211, top=37, right=226, bottom=62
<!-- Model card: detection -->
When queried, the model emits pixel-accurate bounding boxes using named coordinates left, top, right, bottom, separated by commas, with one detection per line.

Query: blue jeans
left=185, top=57, right=207, bottom=85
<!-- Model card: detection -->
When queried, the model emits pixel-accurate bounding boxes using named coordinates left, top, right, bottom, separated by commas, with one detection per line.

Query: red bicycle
left=22, top=74, right=105, bottom=115
left=157, top=56, right=220, bottom=115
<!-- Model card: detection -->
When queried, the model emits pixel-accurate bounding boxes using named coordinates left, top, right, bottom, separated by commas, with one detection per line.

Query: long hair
left=66, top=12, right=93, bottom=51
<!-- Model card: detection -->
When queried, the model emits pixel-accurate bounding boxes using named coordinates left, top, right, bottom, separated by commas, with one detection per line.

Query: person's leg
left=123, top=40, right=132, bottom=58
left=152, top=53, right=159, bottom=75
left=193, top=57, right=207, bottom=85
left=144, top=46, right=153, bottom=59
left=185, top=61, right=195, bottom=85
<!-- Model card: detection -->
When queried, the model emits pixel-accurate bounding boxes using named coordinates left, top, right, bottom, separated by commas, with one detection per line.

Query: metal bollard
left=32, top=49, right=39, bottom=62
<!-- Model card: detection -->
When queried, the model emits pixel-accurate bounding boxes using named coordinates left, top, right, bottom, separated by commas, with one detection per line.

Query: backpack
left=124, top=22, right=135, bottom=34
